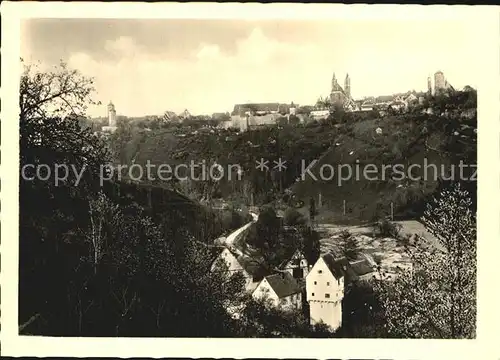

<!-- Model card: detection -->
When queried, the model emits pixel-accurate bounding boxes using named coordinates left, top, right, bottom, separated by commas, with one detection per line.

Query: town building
left=252, top=272, right=303, bottom=311
left=211, top=247, right=266, bottom=292
left=329, top=72, right=357, bottom=111
left=230, top=103, right=290, bottom=131
left=434, top=71, right=454, bottom=94
left=178, top=109, right=191, bottom=122
left=102, top=101, right=118, bottom=133
left=278, top=249, right=309, bottom=279
left=306, top=253, right=345, bottom=331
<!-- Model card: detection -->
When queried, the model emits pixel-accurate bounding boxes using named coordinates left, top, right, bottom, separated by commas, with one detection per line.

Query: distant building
left=230, top=103, right=289, bottom=131
left=252, top=272, right=303, bottom=311
left=179, top=109, right=192, bottom=121
left=427, top=75, right=433, bottom=95
left=327, top=72, right=357, bottom=111
left=163, top=111, right=179, bottom=123
left=434, top=71, right=454, bottom=94
left=108, top=101, right=117, bottom=127
left=330, top=72, right=347, bottom=106
left=344, top=73, right=351, bottom=99
left=102, top=101, right=118, bottom=133
left=310, top=109, right=330, bottom=120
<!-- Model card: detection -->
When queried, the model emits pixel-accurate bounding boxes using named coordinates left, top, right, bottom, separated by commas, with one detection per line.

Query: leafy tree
left=338, top=230, right=360, bottom=261
left=300, top=227, right=321, bottom=265
left=247, top=206, right=282, bottom=265
left=309, top=197, right=316, bottom=222
left=375, top=219, right=402, bottom=238
left=283, top=207, right=307, bottom=226
left=19, top=60, right=110, bottom=332
left=375, top=183, right=476, bottom=338
left=338, top=281, right=388, bottom=338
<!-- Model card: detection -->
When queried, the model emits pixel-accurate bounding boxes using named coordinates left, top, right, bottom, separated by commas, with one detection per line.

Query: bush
left=375, top=219, right=402, bottom=238
left=283, top=208, right=307, bottom=226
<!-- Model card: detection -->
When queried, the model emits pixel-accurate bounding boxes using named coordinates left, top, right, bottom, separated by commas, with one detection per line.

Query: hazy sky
left=21, top=18, right=479, bottom=117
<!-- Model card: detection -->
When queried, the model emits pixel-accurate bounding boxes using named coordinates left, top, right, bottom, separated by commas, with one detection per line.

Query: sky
left=21, top=18, right=479, bottom=117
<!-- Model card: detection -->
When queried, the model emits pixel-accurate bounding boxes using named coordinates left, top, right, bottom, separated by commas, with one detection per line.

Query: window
left=312, top=293, right=315, bottom=296
left=314, top=281, right=317, bottom=285
left=327, top=282, right=330, bottom=286
left=325, top=293, right=330, bottom=299
left=318, top=270, right=323, bottom=274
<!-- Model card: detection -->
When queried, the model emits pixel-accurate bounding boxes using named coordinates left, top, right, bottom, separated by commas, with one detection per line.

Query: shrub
left=283, top=207, right=307, bottom=226
left=375, top=219, right=402, bottom=238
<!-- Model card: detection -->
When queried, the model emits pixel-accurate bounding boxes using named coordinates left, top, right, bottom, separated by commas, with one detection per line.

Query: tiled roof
left=321, top=253, right=348, bottom=280
left=232, top=103, right=289, bottom=116
left=265, top=272, right=302, bottom=298
left=278, top=249, right=305, bottom=269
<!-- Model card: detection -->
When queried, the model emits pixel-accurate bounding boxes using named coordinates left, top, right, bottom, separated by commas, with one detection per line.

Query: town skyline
left=22, top=18, right=479, bottom=117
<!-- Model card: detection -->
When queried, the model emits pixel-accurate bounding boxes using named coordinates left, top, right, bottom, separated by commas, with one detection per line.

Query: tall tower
left=344, top=73, right=351, bottom=99
left=434, top=71, right=446, bottom=94
left=330, top=71, right=344, bottom=105
left=427, top=75, right=432, bottom=95
left=331, top=72, right=338, bottom=89
left=107, top=101, right=117, bottom=127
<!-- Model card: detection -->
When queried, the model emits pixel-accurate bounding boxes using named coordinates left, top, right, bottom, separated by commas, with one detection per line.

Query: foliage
left=338, top=230, right=361, bottom=261
left=337, top=281, right=388, bottom=338
left=374, top=183, right=476, bottom=338
left=236, top=296, right=332, bottom=337
left=283, top=207, right=307, bottom=226
left=18, top=60, right=247, bottom=337
left=300, top=227, right=321, bottom=265
left=375, top=219, right=402, bottom=238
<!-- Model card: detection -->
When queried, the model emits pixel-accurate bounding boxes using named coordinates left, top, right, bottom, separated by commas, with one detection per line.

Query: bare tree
left=87, top=191, right=121, bottom=274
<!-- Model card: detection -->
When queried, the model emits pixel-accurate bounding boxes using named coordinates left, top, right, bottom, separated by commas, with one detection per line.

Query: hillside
left=109, top=93, right=476, bottom=225
left=290, top=113, right=475, bottom=223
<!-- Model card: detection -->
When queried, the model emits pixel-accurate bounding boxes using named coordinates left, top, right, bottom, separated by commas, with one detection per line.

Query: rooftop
left=265, top=272, right=302, bottom=298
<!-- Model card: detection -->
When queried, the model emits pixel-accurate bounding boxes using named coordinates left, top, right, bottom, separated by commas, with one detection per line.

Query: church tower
left=344, top=73, right=351, bottom=99
left=330, top=71, right=345, bottom=106
left=427, top=75, right=432, bottom=95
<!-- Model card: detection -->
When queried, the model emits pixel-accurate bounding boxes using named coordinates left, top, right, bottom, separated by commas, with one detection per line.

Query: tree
left=19, top=59, right=110, bottom=334
left=87, top=191, right=122, bottom=274
left=338, top=230, right=360, bottom=261
left=283, top=208, right=307, bottom=227
left=375, top=183, right=476, bottom=338
left=309, top=197, right=316, bottom=223
left=300, top=226, right=321, bottom=265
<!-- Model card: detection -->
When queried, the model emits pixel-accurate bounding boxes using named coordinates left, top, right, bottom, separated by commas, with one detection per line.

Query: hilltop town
left=18, top=25, right=477, bottom=339
left=58, top=68, right=476, bottom=336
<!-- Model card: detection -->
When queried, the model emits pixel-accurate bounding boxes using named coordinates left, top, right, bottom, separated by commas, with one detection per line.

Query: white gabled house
left=252, top=272, right=303, bottom=311
left=306, top=253, right=346, bottom=332
left=211, top=247, right=266, bottom=292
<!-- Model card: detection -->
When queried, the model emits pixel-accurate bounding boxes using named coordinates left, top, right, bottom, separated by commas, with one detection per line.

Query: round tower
left=107, top=101, right=117, bottom=127
left=344, top=73, right=351, bottom=99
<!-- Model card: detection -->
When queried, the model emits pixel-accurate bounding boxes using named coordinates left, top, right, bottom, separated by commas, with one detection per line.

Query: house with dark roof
left=252, top=272, right=303, bottom=310
left=306, top=253, right=345, bottom=331
left=230, top=103, right=291, bottom=131
left=305, top=252, right=377, bottom=331
left=278, top=249, right=309, bottom=279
